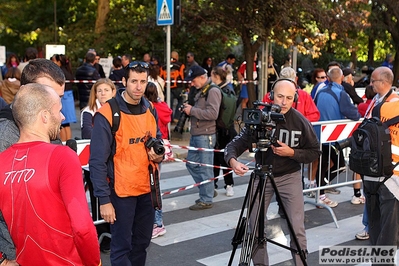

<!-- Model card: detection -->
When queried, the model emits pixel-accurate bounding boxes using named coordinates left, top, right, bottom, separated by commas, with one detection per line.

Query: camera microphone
left=66, top=139, right=77, bottom=153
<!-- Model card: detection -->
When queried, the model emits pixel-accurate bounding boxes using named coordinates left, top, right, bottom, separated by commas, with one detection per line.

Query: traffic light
left=174, top=0, right=181, bottom=26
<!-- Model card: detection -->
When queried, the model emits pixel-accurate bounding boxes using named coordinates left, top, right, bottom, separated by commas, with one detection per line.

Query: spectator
left=109, top=57, right=125, bottom=89
left=161, top=51, right=185, bottom=123
left=267, top=54, right=279, bottom=93
left=225, top=79, right=321, bottom=265
left=217, top=53, right=236, bottom=84
left=0, top=58, right=66, bottom=262
left=148, top=64, right=165, bottom=102
left=143, top=53, right=151, bottom=63
left=0, top=67, right=21, bottom=104
left=51, top=54, right=77, bottom=141
left=201, top=57, right=213, bottom=77
left=314, top=67, right=361, bottom=208
left=381, top=54, right=394, bottom=70
left=144, top=82, right=172, bottom=238
left=81, top=78, right=116, bottom=253
left=184, top=52, right=199, bottom=78
left=88, top=49, right=106, bottom=78
left=237, top=53, right=258, bottom=110
left=81, top=78, right=117, bottom=139
left=0, top=83, right=100, bottom=265
left=17, top=47, right=38, bottom=72
left=342, top=68, right=363, bottom=105
left=303, top=68, right=327, bottom=94
left=310, top=61, right=341, bottom=99
left=358, top=85, right=376, bottom=117
left=211, top=66, right=237, bottom=197
left=183, top=66, right=221, bottom=210
left=121, top=54, right=132, bottom=68
left=1, top=53, right=19, bottom=77
left=89, top=61, right=164, bottom=265
left=75, top=52, right=101, bottom=109
left=151, top=55, right=160, bottom=66
left=363, top=66, right=399, bottom=248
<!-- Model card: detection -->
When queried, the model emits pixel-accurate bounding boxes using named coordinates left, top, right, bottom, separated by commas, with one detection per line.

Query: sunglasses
left=127, top=61, right=149, bottom=69
left=316, top=76, right=327, bottom=79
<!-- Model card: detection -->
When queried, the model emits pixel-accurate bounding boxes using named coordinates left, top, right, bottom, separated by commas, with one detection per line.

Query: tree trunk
left=95, top=0, right=110, bottom=34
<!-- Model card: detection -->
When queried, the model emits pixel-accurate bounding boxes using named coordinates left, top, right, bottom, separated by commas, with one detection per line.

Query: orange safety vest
left=98, top=103, right=157, bottom=197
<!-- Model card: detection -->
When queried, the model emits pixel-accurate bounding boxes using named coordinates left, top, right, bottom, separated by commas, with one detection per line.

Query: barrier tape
left=161, top=160, right=254, bottom=197
left=172, top=157, right=232, bottom=170
left=166, top=143, right=224, bottom=153
left=65, top=79, right=259, bottom=85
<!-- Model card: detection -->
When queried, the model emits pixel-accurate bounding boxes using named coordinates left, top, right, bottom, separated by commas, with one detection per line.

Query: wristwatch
left=0, top=252, right=6, bottom=264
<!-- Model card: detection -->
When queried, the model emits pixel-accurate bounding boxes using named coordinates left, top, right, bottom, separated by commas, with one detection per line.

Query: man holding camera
left=182, top=65, right=222, bottom=210
left=89, top=61, right=164, bottom=265
left=225, top=79, right=321, bottom=265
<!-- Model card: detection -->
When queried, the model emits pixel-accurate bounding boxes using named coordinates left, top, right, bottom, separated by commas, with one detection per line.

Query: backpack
left=348, top=103, right=399, bottom=177
left=206, top=84, right=237, bottom=130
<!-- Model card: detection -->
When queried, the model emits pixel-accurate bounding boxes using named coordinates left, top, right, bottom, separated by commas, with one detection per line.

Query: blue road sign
left=157, top=0, right=174, bottom=26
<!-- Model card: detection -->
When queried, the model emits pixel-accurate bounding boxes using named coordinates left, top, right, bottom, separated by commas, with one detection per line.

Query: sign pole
left=166, top=25, right=171, bottom=117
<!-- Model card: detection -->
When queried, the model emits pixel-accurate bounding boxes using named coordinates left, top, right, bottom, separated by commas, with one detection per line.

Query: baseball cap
left=343, top=68, right=355, bottom=77
left=185, top=65, right=207, bottom=81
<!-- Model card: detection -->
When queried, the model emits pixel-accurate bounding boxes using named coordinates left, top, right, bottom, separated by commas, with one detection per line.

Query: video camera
left=243, top=101, right=286, bottom=150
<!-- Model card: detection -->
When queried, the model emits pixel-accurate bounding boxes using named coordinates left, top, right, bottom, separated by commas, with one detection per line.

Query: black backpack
left=349, top=103, right=399, bottom=177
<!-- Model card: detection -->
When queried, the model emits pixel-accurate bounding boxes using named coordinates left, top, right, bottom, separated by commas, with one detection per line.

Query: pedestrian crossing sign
left=157, top=0, right=174, bottom=26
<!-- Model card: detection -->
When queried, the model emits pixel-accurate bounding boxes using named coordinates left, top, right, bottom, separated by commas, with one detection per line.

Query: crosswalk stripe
left=197, top=216, right=362, bottom=266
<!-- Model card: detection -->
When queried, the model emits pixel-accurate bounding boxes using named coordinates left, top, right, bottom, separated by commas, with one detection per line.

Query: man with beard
left=0, top=84, right=101, bottom=265
left=0, top=58, right=66, bottom=265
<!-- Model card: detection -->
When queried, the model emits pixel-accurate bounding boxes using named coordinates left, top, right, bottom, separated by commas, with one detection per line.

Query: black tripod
left=228, top=150, right=307, bottom=266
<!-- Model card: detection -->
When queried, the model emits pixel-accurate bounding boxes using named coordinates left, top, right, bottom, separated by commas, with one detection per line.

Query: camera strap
left=148, top=163, right=162, bottom=210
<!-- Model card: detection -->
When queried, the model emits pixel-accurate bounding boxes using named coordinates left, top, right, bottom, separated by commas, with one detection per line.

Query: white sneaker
left=351, top=195, right=365, bottom=204
left=317, top=196, right=338, bottom=208
left=226, top=185, right=234, bottom=197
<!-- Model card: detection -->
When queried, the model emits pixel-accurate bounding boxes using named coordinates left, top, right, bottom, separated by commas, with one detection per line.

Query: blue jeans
left=154, top=209, right=163, bottom=227
left=186, top=134, right=216, bottom=203
left=362, top=204, right=368, bottom=232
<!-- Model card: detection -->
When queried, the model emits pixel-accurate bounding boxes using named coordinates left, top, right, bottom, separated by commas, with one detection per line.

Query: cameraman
left=182, top=65, right=222, bottom=210
left=224, top=79, right=321, bottom=265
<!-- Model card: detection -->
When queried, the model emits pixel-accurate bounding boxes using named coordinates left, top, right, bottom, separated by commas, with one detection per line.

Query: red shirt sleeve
left=49, top=146, right=101, bottom=266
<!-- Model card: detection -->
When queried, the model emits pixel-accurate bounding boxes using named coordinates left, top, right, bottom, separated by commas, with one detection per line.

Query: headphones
left=269, top=78, right=298, bottom=103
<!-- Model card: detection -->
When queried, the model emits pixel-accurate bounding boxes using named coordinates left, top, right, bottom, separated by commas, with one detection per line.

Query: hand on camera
left=271, top=140, right=294, bottom=157
left=148, top=147, right=164, bottom=163
left=182, top=103, right=192, bottom=115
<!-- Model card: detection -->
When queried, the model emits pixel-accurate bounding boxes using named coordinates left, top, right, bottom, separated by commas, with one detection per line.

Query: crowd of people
left=0, top=46, right=398, bottom=266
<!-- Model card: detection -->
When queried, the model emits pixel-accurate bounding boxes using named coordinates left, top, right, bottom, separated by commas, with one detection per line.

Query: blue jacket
left=315, top=82, right=360, bottom=122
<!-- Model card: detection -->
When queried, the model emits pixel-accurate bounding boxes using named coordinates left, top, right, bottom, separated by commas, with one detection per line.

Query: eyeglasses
left=127, top=61, right=149, bottom=69
left=316, top=76, right=327, bottom=79
left=371, top=79, right=383, bottom=84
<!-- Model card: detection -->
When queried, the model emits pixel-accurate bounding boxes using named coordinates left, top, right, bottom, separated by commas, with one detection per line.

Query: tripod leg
left=228, top=172, right=256, bottom=266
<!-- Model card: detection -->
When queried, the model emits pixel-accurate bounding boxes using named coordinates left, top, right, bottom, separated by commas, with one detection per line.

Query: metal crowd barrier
left=76, top=118, right=364, bottom=229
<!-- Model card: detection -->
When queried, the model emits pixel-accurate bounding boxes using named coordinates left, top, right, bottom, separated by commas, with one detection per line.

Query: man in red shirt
left=0, top=83, right=100, bottom=265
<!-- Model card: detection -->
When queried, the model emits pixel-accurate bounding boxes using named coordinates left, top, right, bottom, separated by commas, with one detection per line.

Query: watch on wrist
left=0, top=251, right=7, bottom=264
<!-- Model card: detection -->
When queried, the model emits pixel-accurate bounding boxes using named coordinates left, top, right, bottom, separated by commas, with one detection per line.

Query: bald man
left=0, top=84, right=100, bottom=265
left=225, top=79, right=321, bottom=266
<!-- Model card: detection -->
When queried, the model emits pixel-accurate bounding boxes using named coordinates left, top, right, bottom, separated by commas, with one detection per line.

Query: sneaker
left=355, top=230, right=369, bottom=240
left=305, top=183, right=317, bottom=198
left=325, top=187, right=341, bottom=194
left=189, top=202, right=213, bottom=210
left=317, top=196, right=338, bottom=208
left=214, top=189, right=218, bottom=198
left=351, top=195, right=365, bottom=205
left=152, top=225, right=166, bottom=239
left=226, top=185, right=234, bottom=197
